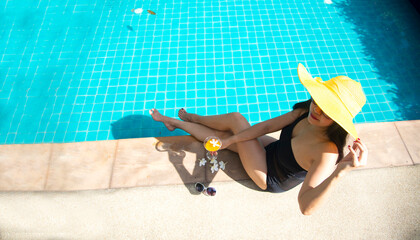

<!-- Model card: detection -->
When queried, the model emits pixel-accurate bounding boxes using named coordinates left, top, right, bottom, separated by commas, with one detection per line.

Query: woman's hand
left=337, top=139, right=368, bottom=173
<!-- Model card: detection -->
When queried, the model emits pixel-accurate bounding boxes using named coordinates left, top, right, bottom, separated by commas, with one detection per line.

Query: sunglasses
left=195, top=182, right=216, bottom=196
left=311, top=99, right=332, bottom=120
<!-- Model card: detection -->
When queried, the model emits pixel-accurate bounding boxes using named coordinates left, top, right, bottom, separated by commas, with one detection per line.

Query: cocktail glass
left=203, top=136, right=222, bottom=161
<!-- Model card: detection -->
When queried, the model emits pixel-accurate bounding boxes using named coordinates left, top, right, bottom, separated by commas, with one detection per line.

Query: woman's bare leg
left=179, top=108, right=277, bottom=148
left=149, top=109, right=230, bottom=143
left=150, top=108, right=268, bottom=190
left=179, top=108, right=247, bottom=132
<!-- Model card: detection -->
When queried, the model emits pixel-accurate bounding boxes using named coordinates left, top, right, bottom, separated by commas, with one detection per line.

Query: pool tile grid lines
left=1, top=0, right=420, bottom=145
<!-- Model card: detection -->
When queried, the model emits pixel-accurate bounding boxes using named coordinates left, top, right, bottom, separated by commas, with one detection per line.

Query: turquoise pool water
left=1, top=0, right=419, bottom=144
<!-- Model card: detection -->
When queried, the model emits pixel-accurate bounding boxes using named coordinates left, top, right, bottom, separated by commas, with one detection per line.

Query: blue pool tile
left=86, top=132, right=98, bottom=141
left=74, top=132, right=86, bottom=142
left=53, top=132, right=66, bottom=143
left=68, top=121, right=79, bottom=132
left=249, top=113, right=260, bottom=123
left=89, top=122, right=100, bottom=131
left=78, top=122, right=89, bottom=132
left=114, top=103, right=124, bottom=111
left=260, top=112, right=271, bottom=121
left=217, top=98, right=227, bottom=106
left=1, top=0, right=420, bottom=144
left=35, top=133, right=45, bottom=143
left=44, top=133, right=55, bottom=143
left=260, top=104, right=269, bottom=112
left=80, top=113, right=91, bottom=122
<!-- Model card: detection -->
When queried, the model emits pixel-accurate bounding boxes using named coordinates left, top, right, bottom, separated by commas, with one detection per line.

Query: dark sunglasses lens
left=195, top=183, right=205, bottom=192
left=206, top=187, right=216, bottom=196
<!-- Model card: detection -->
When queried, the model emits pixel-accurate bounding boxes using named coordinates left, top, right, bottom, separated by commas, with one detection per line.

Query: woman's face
left=308, top=99, right=334, bottom=127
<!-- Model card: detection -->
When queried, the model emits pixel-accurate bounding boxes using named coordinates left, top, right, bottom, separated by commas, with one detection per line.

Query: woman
left=150, top=63, right=368, bottom=215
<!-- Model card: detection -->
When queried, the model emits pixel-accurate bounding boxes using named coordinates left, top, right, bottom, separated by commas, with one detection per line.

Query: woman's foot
left=149, top=108, right=176, bottom=131
left=178, top=108, right=196, bottom=122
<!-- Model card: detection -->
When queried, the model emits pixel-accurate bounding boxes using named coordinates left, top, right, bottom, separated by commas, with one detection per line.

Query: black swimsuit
left=264, top=112, right=309, bottom=192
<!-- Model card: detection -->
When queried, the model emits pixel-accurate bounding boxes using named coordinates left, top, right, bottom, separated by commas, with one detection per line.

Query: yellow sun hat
left=297, top=63, right=366, bottom=139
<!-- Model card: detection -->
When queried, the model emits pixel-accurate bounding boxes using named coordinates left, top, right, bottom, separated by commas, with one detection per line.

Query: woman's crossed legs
left=149, top=108, right=275, bottom=190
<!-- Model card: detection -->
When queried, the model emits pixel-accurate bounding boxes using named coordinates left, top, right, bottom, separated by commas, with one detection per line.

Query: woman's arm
left=298, top=140, right=368, bottom=215
left=221, top=109, right=305, bottom=149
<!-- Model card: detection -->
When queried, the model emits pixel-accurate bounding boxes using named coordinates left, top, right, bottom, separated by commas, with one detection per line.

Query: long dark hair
left=293, top=99, right=348, bottom=163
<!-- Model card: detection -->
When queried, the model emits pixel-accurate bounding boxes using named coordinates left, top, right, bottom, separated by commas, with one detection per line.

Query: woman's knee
left=229, top=112, right=250, bottom=129
left=253, top=179, right=267, bottom=191
left=215, top=130, right=233, bottom=139
left=260, top=183, right=268, bottom=191
left=252, top=171, right=268, bottom=190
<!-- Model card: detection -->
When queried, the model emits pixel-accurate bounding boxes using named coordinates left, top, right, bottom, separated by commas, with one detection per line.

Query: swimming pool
left=1, top=0, right=419, bottom=144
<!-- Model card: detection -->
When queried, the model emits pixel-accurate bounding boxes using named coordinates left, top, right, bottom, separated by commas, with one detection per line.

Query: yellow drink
left=204, top=137, right=221, bottom=152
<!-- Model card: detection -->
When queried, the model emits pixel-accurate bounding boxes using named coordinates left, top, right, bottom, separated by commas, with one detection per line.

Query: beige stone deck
left=0, top=120, right=418, bottom=192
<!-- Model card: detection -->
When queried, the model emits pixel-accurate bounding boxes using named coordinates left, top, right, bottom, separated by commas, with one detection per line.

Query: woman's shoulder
left=312, top=140, right=339, bottom=164
left=292, top=108, right=308, bottom=119
left=322, top=139, right=338, bottom=151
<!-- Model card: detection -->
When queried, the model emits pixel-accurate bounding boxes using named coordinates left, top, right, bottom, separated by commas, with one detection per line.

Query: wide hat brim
left=297, top=64, right=361, bottom=139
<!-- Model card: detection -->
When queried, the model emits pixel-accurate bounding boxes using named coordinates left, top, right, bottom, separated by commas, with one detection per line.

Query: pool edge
left=0, top=120, right=419, bottom=192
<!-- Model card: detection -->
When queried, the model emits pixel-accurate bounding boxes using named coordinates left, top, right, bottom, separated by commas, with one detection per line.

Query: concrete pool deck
left=0, top=120, right=419, bottom=239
